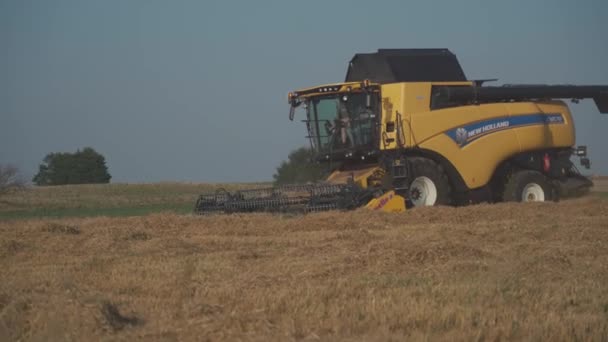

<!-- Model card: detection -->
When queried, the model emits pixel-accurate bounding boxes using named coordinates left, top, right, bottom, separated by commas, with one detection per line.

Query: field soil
left=593, top=176, right=608, bottom=192
left=1, top=196, right=608, bottom=341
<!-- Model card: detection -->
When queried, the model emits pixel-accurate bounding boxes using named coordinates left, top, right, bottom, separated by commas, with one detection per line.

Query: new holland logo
left=373, top=193, right=394, bottom=210
left=455, top=127, right=468, bottom=146
left=445, top=113, right=565, bottom=148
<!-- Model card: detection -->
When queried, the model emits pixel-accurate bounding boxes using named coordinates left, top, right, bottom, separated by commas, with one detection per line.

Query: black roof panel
left=345, top=49, right=467, bottom=83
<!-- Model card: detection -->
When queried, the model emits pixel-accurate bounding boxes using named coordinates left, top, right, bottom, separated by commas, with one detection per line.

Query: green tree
left=273, top=147, right=329, bottom=185
left=33, top=147, right=111, bottom=186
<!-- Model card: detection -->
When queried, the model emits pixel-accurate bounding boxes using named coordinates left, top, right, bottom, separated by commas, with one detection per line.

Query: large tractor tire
left=502, top=170, right=556, bottom=202
left=408, top=157, right=452, bottom=207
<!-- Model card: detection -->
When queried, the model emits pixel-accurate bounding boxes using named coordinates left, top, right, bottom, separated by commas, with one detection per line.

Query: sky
left=1, top=0, right=607, bottom=183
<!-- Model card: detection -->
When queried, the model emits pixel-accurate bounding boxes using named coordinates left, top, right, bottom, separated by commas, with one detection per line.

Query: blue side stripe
left=445, top=113, right=564, bottom=147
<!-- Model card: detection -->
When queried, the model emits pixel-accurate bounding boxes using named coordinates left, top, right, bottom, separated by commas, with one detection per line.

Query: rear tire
left=408, top=158, right=451, bottom=207
left=502, top=170, right=556, bottom=202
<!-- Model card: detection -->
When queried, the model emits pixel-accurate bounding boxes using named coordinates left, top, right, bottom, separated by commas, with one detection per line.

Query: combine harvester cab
left=196, top=49, right=607, bottom=215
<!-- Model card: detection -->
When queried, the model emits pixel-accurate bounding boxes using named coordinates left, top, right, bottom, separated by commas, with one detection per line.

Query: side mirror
left=289, top=105, right=295, bottom=121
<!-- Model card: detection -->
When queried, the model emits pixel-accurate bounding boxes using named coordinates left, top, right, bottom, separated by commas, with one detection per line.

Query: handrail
left=395, top=111, right=406, bottom=148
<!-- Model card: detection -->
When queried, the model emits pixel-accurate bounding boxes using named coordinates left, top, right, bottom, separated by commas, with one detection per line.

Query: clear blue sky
left=1, top=0, right=607, bottom=182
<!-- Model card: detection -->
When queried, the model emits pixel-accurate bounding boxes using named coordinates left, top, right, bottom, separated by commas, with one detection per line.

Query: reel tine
left=194, top=183, right=367, bottom=215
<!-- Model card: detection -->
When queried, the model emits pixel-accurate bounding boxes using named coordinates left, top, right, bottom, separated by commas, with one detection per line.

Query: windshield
left=306, top=93, right=379, bottom=154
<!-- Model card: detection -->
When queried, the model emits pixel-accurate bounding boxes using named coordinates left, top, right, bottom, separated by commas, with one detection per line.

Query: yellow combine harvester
left=196, top=49, right=607, bottom=214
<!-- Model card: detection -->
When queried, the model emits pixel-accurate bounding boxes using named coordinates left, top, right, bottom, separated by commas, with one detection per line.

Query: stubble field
left=1, top=182, right=608, bottom=341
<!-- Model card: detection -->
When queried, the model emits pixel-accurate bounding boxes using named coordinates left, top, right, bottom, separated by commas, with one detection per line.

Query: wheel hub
left=521, top=183, right=545, bottom=202
left=409, top=176, right=438, bottom=206
left=410, top=188, right=421, bottom=200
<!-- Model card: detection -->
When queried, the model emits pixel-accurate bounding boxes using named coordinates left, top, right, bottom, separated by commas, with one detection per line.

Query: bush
left=273, top=147, right=329, bottom=185
left=33, top=147, right=111, bottom=186
left=0, top=164, right=26, bottom=195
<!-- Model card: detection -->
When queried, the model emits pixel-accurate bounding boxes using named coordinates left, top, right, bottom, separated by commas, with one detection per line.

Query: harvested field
left=1, top=196, right=608, bottom=341
left=593, top=176, right=608, bottom=193
left=0, top=182, right=268, bottom=220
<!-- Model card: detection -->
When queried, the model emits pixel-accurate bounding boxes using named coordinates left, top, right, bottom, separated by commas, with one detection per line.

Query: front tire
left=502, top=170, right=556, bottom=202
left=408, top=158, right=451, bottom=207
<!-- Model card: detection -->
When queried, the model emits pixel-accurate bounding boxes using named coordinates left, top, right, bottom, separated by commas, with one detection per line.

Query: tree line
left=32, top=147, right=111, bottom=185
left=272, top=147, right=329, bottom=185
left=2, top=146, right=322, bottom=190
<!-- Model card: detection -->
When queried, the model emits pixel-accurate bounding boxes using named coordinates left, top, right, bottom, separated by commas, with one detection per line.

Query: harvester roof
left=345, top=49, right=467, bottom=84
